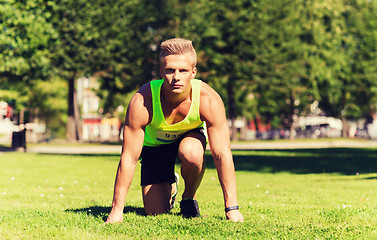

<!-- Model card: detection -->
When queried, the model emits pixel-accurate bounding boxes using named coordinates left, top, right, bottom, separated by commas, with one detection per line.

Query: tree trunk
left=289, top=122, right=295, bottom=140
left=74, top=90, right=83, bottom=141
left=288, top=94, right=296, bottom=140
left=340, top=90, right=349, bottom=138
left=66, top=74, right=82, bottom=143
left=341, top=116, right=349, bottom=138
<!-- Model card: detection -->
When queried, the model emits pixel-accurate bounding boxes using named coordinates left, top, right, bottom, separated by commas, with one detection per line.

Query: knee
left=178, top=145, right=204, bottom=167
left=142, top=184, right=171, bottom=215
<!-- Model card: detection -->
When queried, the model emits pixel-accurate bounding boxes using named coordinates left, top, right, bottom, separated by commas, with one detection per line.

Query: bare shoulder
left=129, top=82, right=151, bottom=110
left=200, top=82, right=226, bottom=123
left=200, top=82, right=223, bottom=103
left=126, top=82, right=152, bottom=127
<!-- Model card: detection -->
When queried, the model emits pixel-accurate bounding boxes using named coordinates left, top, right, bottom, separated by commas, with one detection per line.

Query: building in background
left=77, top=77, right=121, bottom=142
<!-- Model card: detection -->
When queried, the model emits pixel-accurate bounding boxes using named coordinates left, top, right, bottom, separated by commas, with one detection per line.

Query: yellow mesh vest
left=143, top=79, right=205, bottom=147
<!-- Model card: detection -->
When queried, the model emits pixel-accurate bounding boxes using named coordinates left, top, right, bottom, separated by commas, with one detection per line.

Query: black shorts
left=140, top=127, right=206, bottom=186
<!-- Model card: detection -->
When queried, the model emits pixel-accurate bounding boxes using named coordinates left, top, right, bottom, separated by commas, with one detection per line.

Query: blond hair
left=159, top=38, right=197, bottom=67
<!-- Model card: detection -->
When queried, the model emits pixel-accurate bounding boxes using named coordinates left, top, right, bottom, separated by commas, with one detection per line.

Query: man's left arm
left=200, top=84, right=244, bottom=222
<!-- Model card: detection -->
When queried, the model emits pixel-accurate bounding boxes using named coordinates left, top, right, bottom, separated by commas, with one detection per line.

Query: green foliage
left=160, top=0, right=377, bottom=130
left=49, top=0, right=157, bottom=107
left=0, top=0, right=64, bottom=134
left=343, top=0, right=377, bottom=119
left=45, top=0, right=161, bottom=140
left=1, top=0, right=377, bottom=137
left=0, top=78, right=67, bottom=136
left=28, top=78, right=68, bottom=137
left=304, top=0, right=354, bottom=118
left=97, top=89, right=137, bottom=121
left=0, top=0, right=56, bottom=82
left=245, top=0, right=353, bottom=127
left=164, top=0, right=258, bottom=124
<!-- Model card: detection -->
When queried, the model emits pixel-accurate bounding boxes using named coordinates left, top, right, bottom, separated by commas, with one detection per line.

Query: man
left=106, top=38, right=244, bottom=223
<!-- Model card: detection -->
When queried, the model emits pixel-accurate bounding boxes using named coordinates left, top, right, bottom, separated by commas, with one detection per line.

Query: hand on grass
left=105, top=208, right=124, bottom=224
left=226, top=210, right=244, bottom=222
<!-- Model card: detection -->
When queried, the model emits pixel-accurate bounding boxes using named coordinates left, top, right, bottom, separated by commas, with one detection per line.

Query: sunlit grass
left=1, top=148, right=377, bottom=239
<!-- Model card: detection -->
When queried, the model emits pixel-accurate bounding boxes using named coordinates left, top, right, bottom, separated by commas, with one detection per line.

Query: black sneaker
left=180, top=199, right=200, bottom=218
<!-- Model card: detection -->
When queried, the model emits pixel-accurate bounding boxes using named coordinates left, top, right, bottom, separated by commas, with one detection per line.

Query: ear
left=191, top=67, right=197, bottom=79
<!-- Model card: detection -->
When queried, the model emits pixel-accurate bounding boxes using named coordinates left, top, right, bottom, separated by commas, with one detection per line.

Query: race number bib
left=156, top=130, right=183, bottom=143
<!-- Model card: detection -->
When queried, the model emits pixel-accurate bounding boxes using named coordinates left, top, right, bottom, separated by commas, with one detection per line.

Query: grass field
left=1, top=147, right=377, bottom=239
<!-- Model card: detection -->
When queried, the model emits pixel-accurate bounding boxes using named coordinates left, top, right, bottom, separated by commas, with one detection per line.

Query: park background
left=1, top=0, right=377, bottom=146
left=2, top=1, right=377, bottom=239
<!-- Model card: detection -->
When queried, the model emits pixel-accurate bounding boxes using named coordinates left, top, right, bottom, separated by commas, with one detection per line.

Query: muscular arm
left=106, top=86, right=151, bottom=223
left=200, top=83, right=244, bottom=222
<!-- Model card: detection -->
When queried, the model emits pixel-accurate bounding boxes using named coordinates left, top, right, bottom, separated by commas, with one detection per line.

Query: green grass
left=1, top=148, right=377, bottom=239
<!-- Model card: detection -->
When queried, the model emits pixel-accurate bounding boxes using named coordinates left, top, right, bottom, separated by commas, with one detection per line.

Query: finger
left=105, top=216, right=113, bottom=224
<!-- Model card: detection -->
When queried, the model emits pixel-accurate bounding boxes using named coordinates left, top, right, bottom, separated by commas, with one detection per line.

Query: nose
left=173, top=70, right=180, bottom=80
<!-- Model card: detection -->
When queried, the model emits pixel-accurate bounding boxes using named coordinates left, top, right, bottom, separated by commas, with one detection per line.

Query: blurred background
left=1, top=0, right=377, bottom=147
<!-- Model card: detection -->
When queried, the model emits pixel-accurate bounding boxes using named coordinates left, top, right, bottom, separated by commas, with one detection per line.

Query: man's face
left=160, top=54, right=197, bottom=95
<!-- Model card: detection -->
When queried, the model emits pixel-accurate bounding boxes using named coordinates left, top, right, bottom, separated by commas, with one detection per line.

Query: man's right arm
left=105, top=88, right=150, bottom=224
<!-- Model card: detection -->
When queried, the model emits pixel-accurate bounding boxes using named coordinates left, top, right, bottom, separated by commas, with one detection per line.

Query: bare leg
left=142, top=183, right=172, bottom=215
left=178, top=132, right=206, bottom=200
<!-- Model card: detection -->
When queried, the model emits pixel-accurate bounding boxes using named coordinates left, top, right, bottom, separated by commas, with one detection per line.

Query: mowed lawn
left=1, top=147, right=377, bottom=239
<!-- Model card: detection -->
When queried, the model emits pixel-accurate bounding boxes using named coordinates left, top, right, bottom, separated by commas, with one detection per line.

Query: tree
left=247, top=0, right=356, bottom=138
left=0, top=0, right=57, bottom=127
left=163, top=0, right=258, bottom=140
left=48, top=0, right=157, bottom=142
left=152, top=0, right=376, bottom=140
left=27, top=78, right=68, bottom=138
left=306, top=0, right=355, bottom=137
left=0, top=0, right=55, bottom=84
left=238, top=0, right=320, bottom=138
left=343, top=0, right=377, bottom=124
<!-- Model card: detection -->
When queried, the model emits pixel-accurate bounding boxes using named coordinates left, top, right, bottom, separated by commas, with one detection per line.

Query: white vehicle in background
left=0, top=119, right=19, bottom=144
left=297, top=116, right=343, bottom=138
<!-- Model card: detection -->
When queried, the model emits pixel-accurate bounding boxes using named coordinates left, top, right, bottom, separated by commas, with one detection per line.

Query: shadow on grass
left=0, top=145, right=13, bottom=152
left=67, top=205, right=145, bottom=221
left=204, top=147, right=377, bottom=175
left=36, top=147, right=377, bottom=175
